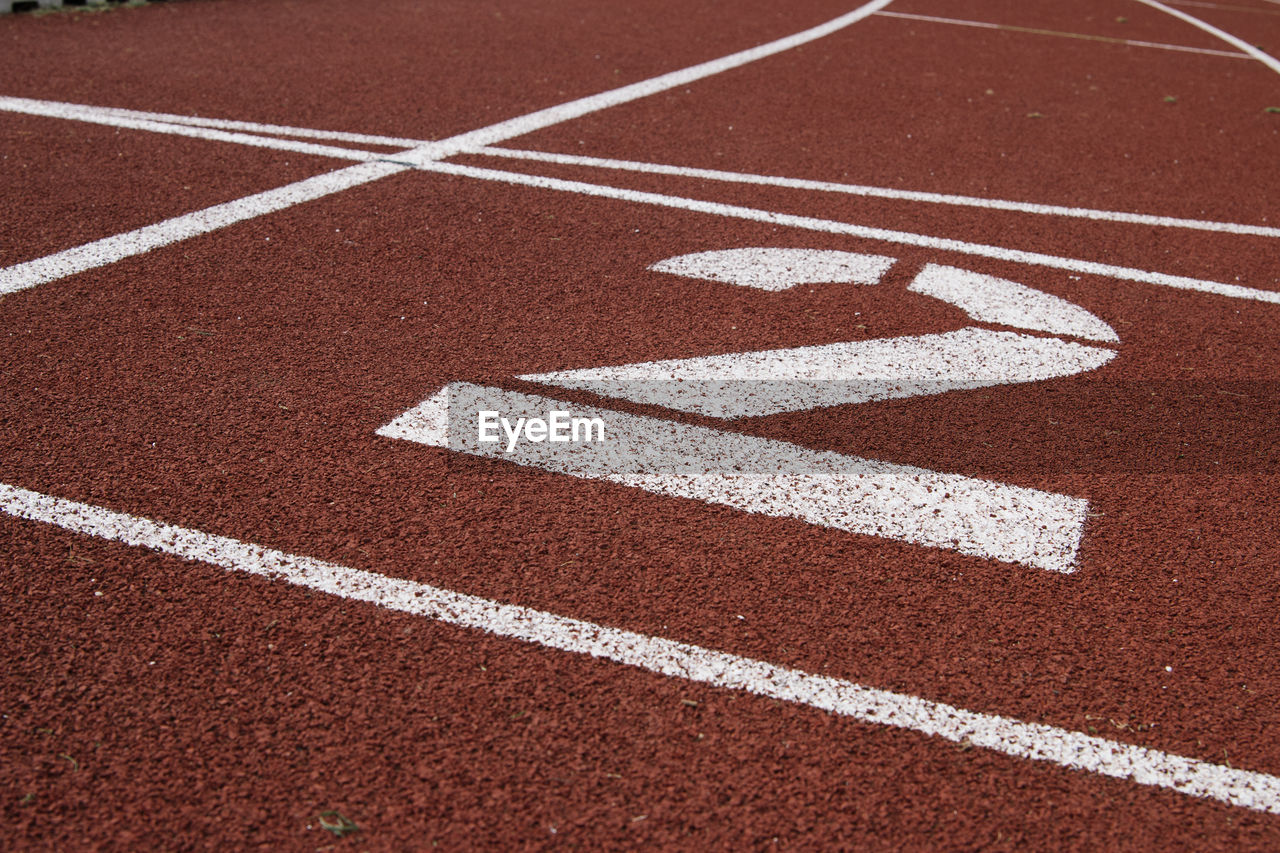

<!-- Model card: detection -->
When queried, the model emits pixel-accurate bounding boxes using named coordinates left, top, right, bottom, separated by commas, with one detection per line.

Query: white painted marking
left=873, top=10, right=1250, bottom=58
left=380, top=382, right=1091, bottom=572
left=2, top=480, right=1277, bottom=813
left=0, top=96, right=389, bottom=162
left=1166, top=0, right=1280, bottom=14
left=409, top=160, right=1280, bottom=304
left=0, top=161, right=409, bottom=295
left=0, top=97, right=433, bottom=148
left=7, top=165, right=404, bottom=296
left=649, top=248, right=895, bottom=291
left=909, top=264, right=1119, bottom=342
left=12, top=94, right=1274, bottom=244
left=522, top=328, right=1116, bottom=418
left=0, top=0, right=893, bottom=294
left=1135, top=0, right=1280, bottom=74
left=392, top=0, right=898, bottom=167
left=475, top=146, right=1280, bottom=239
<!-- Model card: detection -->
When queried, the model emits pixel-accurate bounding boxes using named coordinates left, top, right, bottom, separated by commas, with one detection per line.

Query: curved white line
left=1134, top=0, right=1280, bottom=75
left=0, top=0, right=897, bottom=294
left=402, top=0, right=899, bottom=162
left=876, top=10, right=1249, bottom=58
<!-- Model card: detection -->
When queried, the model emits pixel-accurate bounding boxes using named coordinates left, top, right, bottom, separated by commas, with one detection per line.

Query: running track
left=3, top=0, right=1280, bottom=847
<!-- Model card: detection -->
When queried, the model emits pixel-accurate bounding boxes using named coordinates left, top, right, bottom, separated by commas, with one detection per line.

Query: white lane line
left=0, top=96, right=390, bottom=161
left=13, top=94, right=1277, bottom=243
left=1135, top=0, right=1280, bottom=74
left=15, top=99, right=432, bottom=148
left=3, top=477, right=1279, bottom=813
left=873, top=10, right=1250, bottom=58
left=407, top=159, right=1280, bottom=304
left=907, top=264, right=1119, bottom=342
left=392, top=0, right=898, bottom=167
left=0, top=161, right=409, bottom=296
left=0, top=0, right=895, bottom=294
left=8, top=137, right=1271, bottom=304
left=473, top=146, right=1280, bottom=238
left=1167, top=0, right=1280, bottom=14
left=520, top=327, right=1117, bottom=420
left=649, top=248, right=896, bottom=290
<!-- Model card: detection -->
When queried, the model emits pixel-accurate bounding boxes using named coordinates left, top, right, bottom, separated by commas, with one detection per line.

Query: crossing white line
left=1136, top=0, right=1280, bottom=75
left=0, top=96, right=390, bottom=161
left=26, top=100, right=431, bottom=148
left=0, top=161, right=409, bottom=296
left=2, top=478, right=1278, bottom=814
left=874, top=9, right=1250, bottom=58
left=407, top=159, right=1280, bottom=304
left=0, top=0, right=895, bottom=294
left=10, top=120, right=1275, bottom=305
left=389, top=0, right=897, bottom=168
left=472, top=146, right=1280, bottom=238
left=1165, top=0, right=1280, bottom=13
left=12, top=93, right=1279, bottom=243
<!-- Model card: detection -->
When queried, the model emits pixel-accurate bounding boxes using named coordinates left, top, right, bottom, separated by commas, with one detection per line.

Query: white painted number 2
left=380, top=248, right=1119, bottom=574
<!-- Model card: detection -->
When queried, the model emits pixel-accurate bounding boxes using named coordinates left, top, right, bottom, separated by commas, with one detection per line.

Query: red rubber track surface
left=0, top=113, right=337, bottom=266
left=2, top=0, right=1280, bottom=848
left=0, top=0, right=859, bottom=139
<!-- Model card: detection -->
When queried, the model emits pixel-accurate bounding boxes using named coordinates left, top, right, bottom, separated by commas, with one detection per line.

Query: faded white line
left=473, top=146, right=1280, bottom=238
left=3, top=478, right=1278, bottom=813
left=521, top=327, right=1117, bottom=419
left=1166, top=0, right=1280, bottom=14
left=0, top=0, right=895, bottom=294
left=0, top=96, right=389, bottom=161
left=407, top=159, right=1280, bottom=304
left=1135, top=0, right=1280, bottom=74
left=873, top=10, right=1250, bottom=58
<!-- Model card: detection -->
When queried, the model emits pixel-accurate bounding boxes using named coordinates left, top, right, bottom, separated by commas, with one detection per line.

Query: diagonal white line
left=2, top=107, right=1276, bottom=303
left=391, top=0, right=897, bottom=166
left=59, top=102, right=430, bottom=148
left=875, top=9, right=1250, bottom=58
left=0, top=0, right=894, bottom=295
left=0, top=161, right=409, bottom=295
left=11, top=92, right=1278, bottom=242
left=0, top=96, right=389, bottom=161
left=472, top=146, right=1280, bottom=238
left=1166, top=0, right=1280, bottom=14
left=405, top=159, right=1280, bottom=304
left=1135, top=0, right=1280, bottom=74
left=1, top=478, right=1278, bottom=814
